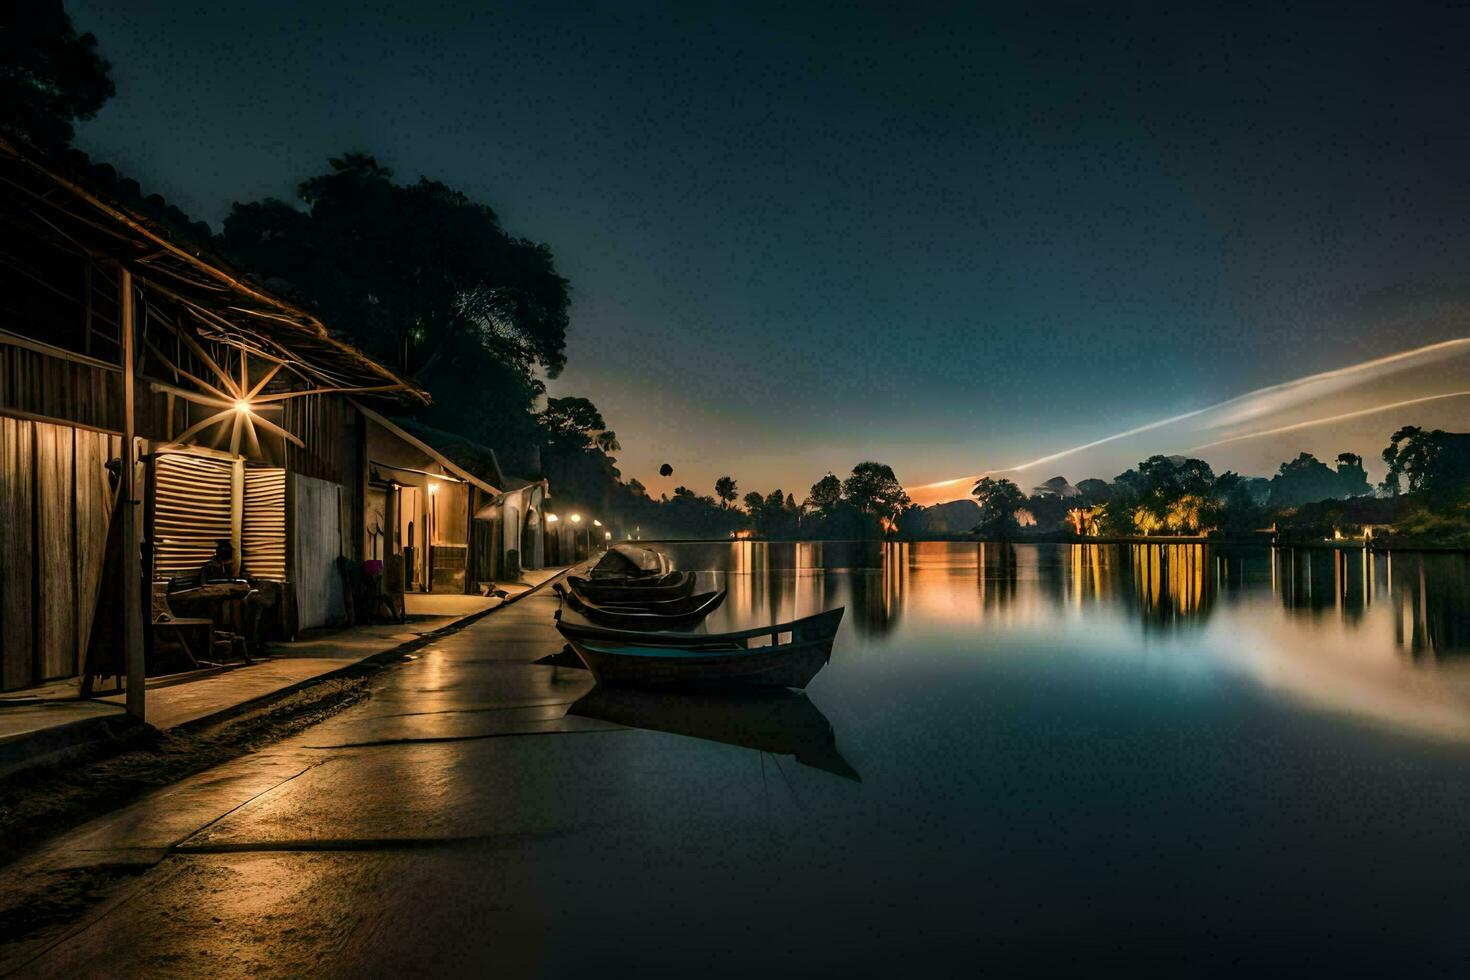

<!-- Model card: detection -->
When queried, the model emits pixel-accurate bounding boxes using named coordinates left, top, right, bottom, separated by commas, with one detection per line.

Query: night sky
left=71, top=2, right=1470, bottom=499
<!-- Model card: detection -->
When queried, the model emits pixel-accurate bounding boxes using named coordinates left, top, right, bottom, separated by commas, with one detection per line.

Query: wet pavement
left=4, top=582, right=835, bottom=978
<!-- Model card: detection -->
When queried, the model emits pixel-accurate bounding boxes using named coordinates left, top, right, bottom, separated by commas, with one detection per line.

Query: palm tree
left=714, top=475, right=738, bottom=508
left=594, top=430, right=621, bottom=454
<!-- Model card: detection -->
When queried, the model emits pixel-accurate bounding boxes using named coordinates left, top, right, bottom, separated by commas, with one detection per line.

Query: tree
left=1174, top=458, right=1216, bottom=497
left=843, top=462, right=910, bottom=529
left=1075, top=478, right=1112, bottom=504
left=742, top=491, right=765, bottom=513
left=1334, top=452, right=1371, bottom=497
left=1270, top=452, right=1348, bottom=507
left=714, top=476, right=738, bottom=509
left=219, top=154, right=569, bottom=468
left=594, top=430, right=621, bottom=454
left=538, top=396, right=606, bottom=448
left=1381, top=427, right=1470, bottom=505
left=1218, top=480, right=1264, bottom=535
left=972, top=477, right=1026, bottom=539
left=807, top=473, right=843, bottom=514
left=1, top=3, right=114, bottom=155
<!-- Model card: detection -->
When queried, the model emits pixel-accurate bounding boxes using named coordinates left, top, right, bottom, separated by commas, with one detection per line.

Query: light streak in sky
left=909, top=337, right=1470, bottom=503
left=1188, top=391, right=1470, bottom=451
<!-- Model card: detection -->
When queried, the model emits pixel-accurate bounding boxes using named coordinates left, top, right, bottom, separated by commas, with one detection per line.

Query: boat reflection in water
left=568, top=686, right=860, bottom=781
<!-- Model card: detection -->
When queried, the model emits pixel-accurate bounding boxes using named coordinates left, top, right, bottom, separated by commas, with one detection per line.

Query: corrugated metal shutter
left=153, top=452, right=232, bottom=579
left=242, top=467, right=286, bottom=580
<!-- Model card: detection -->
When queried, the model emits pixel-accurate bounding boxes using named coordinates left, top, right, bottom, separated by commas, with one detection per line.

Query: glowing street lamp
left=569, top=513, right=582, bottom=525
left=545, top=513, right=559, bottom=524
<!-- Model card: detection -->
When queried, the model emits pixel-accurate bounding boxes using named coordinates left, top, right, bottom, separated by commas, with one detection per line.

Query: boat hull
left=567, top=637, right=833, bottom=690
left=556, top=589, right=726, bottom=631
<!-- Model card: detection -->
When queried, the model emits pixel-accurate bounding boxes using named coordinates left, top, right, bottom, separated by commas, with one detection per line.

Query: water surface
left=587, top=541, right=1470, bottom=973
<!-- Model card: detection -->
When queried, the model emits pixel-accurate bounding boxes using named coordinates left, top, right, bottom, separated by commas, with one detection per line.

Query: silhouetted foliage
left=218, top=154, right=568, bottom=471
left=1268, top=452, right=1366, bottom=507
left=806, top=473, right=842, bottom=514
left=843, top=462, right=910, bottom=526
left=0, top=2, right=113, bottom=155
left=714, top=476, right=738, bottom=508
left=1382, top=427, right=1470, bottom=505
left=972, top=477, right=1026, bottom=538
left=538, top=396, right=606, bottom=449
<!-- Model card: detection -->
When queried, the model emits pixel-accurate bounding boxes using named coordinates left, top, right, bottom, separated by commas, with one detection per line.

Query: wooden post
left=119, top=267, right=145, bottom=720
left=230, top=458, right=244, bottom=575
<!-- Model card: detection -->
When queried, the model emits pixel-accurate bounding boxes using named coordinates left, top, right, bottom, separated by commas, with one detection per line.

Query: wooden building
left=359, top=406, right=549, bottom=592
left=0, top=139, right=426, bottom=707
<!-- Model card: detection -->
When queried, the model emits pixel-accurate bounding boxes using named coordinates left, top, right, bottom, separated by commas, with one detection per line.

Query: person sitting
left=199, top=539, right=238, bottom=583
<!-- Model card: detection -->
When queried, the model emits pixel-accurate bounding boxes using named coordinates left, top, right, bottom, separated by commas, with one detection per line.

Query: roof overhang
left=0, top=138, right=429, bottom=403
left=355, top=400, right=501, bottom=496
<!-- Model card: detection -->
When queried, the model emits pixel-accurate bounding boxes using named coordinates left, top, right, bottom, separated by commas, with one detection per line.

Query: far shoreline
left=627, top=536, right=1470, bottom=553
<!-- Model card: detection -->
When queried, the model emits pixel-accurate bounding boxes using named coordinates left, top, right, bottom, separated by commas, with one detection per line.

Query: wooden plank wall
left=0, top=415, right=118, bottom=690
left=0, top=339, right=122, bottom=433
left=0, top=416, right=34, bottom=690
left=74, top=428, right=117, bottom=665
left=35, top=422, right=76, bottom=678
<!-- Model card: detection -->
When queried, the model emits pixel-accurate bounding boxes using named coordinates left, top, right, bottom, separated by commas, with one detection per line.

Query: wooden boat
left=554, top=583, right=726, bottom=630
left=588, top=545, right=671, bottom=581
left=558, top=607, right=843, bottom=689
left=568, top=687, right=859, bottom=780
left=567, top=571, right=696, bottom=603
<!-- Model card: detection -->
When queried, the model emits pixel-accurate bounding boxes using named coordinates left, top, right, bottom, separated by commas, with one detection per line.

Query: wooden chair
left=151, top=581, right=215, bottom=670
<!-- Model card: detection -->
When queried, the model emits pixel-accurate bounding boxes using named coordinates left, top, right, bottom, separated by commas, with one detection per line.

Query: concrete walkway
left=0, top=572, right=852, bottom=977
left=0, top=567, right=567, bottom=776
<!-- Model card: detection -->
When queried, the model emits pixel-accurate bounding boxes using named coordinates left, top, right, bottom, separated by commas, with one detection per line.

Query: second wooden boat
left=588, top=545, right=672, bottom=581
left=554, top=583, right=726, bottom=630
left=558, top=607, right=843, bottom=689
left=567, top=571, right=696, bottom=603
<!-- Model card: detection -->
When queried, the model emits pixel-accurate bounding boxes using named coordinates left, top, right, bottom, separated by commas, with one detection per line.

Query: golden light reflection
left=684, top=539, right=1470, bottom=741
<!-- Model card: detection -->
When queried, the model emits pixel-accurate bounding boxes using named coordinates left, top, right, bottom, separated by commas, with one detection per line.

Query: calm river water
left=592, top=541, right=1470, bottom=974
